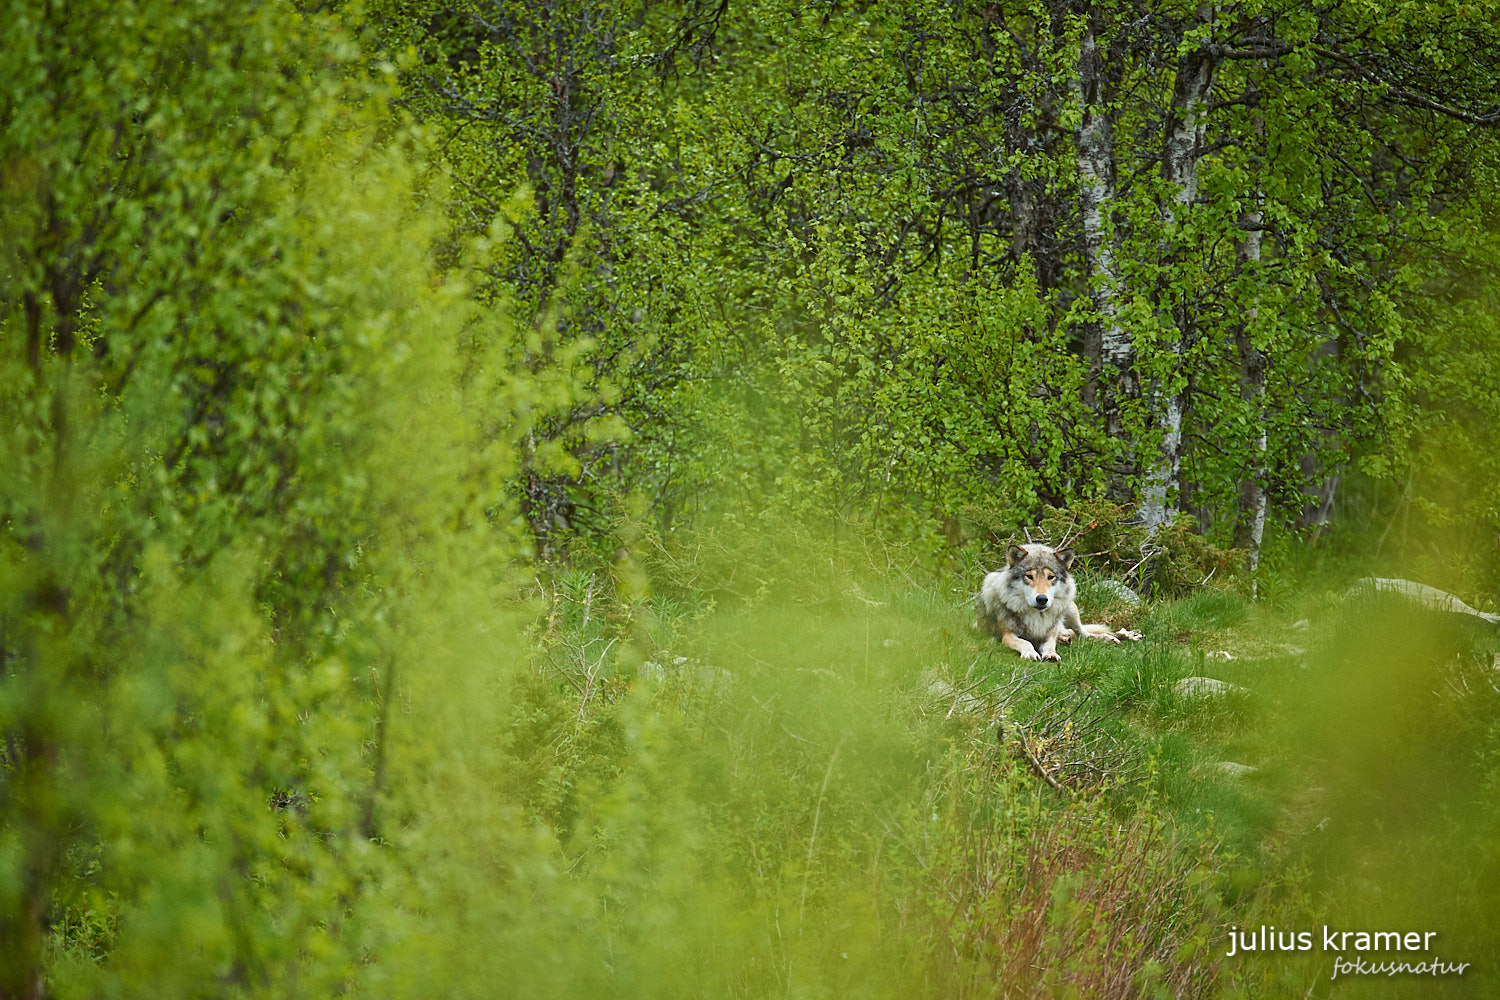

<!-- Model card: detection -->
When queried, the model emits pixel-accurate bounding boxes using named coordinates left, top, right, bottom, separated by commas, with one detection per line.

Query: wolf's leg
left=1078, top=623, right=1142, bottom=642
left=1067, top=602, right=1141, bottom=642
left=1035, top=633, right=1062, bottom=662
left=1079, top=623, right=1121, bottom=643
left=1001, top=629, right=1041, bottom=661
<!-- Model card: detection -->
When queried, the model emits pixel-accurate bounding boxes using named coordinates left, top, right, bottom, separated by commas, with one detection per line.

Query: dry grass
left=927, top=775, right=1222, bottom=999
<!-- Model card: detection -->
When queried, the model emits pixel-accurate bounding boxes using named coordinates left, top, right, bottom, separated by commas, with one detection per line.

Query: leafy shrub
left=961, top=499, right=1241, bottom=596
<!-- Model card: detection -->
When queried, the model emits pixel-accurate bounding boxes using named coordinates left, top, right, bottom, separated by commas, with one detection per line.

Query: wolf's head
left=1005, top=543, right=1076, bottom=611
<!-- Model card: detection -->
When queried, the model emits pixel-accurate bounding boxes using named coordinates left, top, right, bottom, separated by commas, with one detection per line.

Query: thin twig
left=1011, top=721, right=1066, bottom=793
left=360, top=658, right=397, bottom=840
left=798, top=741, right=845, bottom=927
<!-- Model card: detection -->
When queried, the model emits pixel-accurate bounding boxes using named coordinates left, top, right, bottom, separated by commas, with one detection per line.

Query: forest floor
left=524, top=540, right=1500, bottom=998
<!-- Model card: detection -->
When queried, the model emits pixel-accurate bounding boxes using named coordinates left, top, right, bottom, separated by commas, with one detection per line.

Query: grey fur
left=979, top=543, right=1079, bottom=644
left=977, top=542, right=1141, bottom=661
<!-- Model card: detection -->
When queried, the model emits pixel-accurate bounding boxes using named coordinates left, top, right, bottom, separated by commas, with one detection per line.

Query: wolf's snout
left=1033, top=594, right=1049, bottom=608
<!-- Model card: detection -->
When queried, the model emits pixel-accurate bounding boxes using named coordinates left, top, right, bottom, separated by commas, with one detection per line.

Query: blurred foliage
left=1, top=0, right=531, bottom=994
left=5, top=1, right=1500, bottom=998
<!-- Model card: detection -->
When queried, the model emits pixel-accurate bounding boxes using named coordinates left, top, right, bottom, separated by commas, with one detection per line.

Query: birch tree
left=1069, top=5, right=1128, bottom=430
left=1139, top=5, right=1220, bottom=530
left=370, top=0, right=1500, bottom=575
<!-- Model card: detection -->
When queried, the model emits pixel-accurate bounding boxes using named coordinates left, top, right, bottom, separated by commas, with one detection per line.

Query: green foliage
left=6, top=1, right=1500, bottom=998
left=1, top=1, right=526, bottom=994
left=360, top=0, right=1500, bottom=594
left=961, top=498, right=1242, bottom=597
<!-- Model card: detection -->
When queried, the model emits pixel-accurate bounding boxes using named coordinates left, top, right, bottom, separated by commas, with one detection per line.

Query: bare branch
left=1313, top=45, right=1500, bottom=126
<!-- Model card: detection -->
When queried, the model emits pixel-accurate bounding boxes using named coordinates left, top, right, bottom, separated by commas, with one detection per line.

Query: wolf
left=977, top=543, right=1142, bottom=661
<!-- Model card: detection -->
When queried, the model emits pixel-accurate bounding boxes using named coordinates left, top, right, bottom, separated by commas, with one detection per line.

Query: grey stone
left=640, top=655, right=732, bottom=692
left=1096, top=579, right=1143, bottom=605
left=1208, top=761, right=1258, bottom=778
left=1174, top=676, right=1250, bottom=699
left=1349, top=578, right=1500, bottom=626
left=924, top=672, right=992, bottom=720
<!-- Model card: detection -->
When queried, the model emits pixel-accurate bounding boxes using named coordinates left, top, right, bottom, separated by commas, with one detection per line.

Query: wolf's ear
left=1005, top=543, right=1026, bottom=567
left=1054, top=547, right=1075, bottom=569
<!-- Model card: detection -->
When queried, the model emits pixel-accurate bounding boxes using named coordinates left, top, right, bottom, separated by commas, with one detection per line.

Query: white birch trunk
left=1071, top=13, right=1137, bottom=508
left=1233, top=200, right=1267, bottom=570
left=1141, top=6, right=1219, bottom=531
left=1072, top=19, right=1127, bottom=370
left=1233, top=66, right=1269, bottom=574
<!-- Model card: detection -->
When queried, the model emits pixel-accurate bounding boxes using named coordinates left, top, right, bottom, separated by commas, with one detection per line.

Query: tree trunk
left=1069, top=9, right=1131, bottom=494
left=1231, top=199, right=1268, bottom=567
left=1141, top=5, right=1220, bottom=530
left=1299, top=467, right=1341, bottom=538
left=1232, top=91, right=1269, bottom=570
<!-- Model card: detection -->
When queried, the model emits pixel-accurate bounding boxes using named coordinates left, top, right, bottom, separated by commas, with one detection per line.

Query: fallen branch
left=1012, top=721, right=1067, bottom=793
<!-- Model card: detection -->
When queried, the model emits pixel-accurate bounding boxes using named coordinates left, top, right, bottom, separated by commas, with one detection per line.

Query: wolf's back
left=976, top=570, right=1015, bottom=636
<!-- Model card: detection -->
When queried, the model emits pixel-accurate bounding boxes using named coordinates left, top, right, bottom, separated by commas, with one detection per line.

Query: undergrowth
left=41, top=521, right=1499, bottom=997
left=508, top=522, right=1500, bottom=998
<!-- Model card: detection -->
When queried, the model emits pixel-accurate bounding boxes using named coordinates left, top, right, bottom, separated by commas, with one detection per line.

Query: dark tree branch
left=1312, top=45, right=1500, bottom=126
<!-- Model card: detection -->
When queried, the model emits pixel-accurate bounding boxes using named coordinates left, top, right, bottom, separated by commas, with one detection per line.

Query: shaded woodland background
left=372, top=0, right=1500, bottom=582
left=4, top=1, right=1500, bottom=998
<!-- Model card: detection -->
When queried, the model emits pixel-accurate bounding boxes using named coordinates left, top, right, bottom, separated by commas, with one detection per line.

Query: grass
left=509, top=530, right=1500, bottom=998
left=50, top=525, right=1493, bottom=998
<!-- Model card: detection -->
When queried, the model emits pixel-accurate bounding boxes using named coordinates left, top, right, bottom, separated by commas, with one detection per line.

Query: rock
left=1174, top=676, right=1250, bottom=699
left=1207, top=650, right=1234, bottom=661
left=1097, top=579, right=1142, bottom=605
left=924, top=672, right=992, bottom=720
left=1208, top=761, right=1258, bottom=778
left=640, top=655, right=732, bottom=692
left=1349, top=578, right=1500, bottom=626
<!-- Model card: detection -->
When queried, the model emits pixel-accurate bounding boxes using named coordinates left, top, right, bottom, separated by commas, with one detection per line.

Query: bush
left=961, top=499, right=1241, bottom=596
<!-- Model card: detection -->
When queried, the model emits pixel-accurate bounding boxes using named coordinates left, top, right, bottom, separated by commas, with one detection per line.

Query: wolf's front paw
left=1116, top=628, right=1142, bottom=641
left=1015, top=641, right=1041, bottom=661
left=1041, top=649, right=1061, bottom=662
